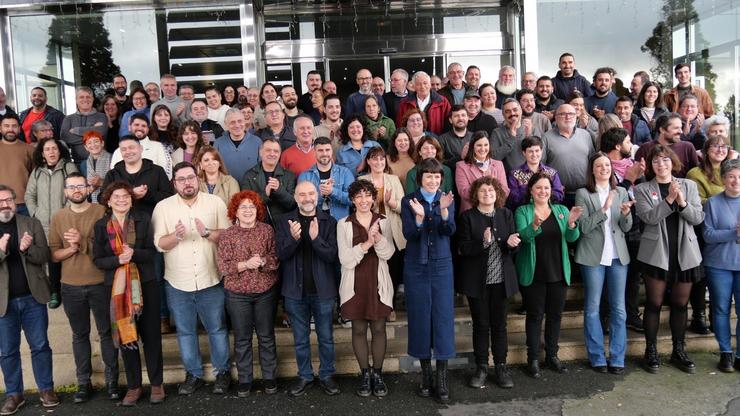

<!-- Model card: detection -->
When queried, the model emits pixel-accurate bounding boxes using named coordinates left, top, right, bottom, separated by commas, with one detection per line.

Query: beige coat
left=337, top=216, right=395, bottom=308
left=359, top=173, right=406, bottom=250
left=199, top=174, right=240, bottom=206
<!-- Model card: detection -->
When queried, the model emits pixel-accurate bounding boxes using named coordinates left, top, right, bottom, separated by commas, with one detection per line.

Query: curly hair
left=33, top=137, right=71, bottom=168
left=340, top=114, right=367, bottom=145
left=99, top=180, right=134, bottom=214
left=227, top=190, right=266, bottom=224
left=348, top=179, right=377, bottom=202
left=469, top=176, right=506, bottom=209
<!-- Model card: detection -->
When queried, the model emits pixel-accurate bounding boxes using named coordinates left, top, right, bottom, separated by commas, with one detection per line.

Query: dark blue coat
left=275, top=209, right=338, bottom=300
left=401, top=189, right=456, bottom=263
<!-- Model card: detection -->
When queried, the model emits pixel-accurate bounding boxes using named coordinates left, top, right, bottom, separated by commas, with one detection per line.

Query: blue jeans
left=0, top=295, right=53, bottom=395
left=581, top=259, right=628, bottom=367
left=165, top=282, right=230, bottom=377
left=706, top=266, right=740, bottom=355
left=284, top=295, right=336, bottom=381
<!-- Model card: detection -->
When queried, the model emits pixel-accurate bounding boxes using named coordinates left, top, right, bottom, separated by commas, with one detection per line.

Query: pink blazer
left=455, top=159, right=509, bottom=213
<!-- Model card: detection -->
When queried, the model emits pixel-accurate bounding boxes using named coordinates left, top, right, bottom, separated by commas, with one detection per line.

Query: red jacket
left=396, top=92, right=451, bottom=136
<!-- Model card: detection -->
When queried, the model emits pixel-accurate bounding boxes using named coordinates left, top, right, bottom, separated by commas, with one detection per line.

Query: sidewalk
left=11, top=352, right=740, bottom=416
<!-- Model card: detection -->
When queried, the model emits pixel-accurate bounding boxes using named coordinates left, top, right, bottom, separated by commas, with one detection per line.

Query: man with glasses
left=344, top=68, right=388, bottom=118
left=48, top=173, right=119, bottom=403
left=256, top=101, right=298, bottom=152
left=0, top=184, right=58, bottom=414
left=152, top=161, right=231, bottom=396
left=397, top=71, right=451, bottom=136
left=542, top=104, right=595, bottom=207
left=678, top=94, right=707, bottom=151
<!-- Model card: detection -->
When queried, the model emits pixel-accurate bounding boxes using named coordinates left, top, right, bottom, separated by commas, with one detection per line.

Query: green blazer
left=515, top=203, right=580, bottom=287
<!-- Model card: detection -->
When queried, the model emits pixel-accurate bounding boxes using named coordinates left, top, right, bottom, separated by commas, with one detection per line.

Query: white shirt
left=152, top=192, right=230, bottom=292
left=208, top=105, right=231, bottom=130
left=110, top=137, right=173, bottom=179
left=417, top=94, right=430, bottom=111
left=597, top=186, right=619, bottom=265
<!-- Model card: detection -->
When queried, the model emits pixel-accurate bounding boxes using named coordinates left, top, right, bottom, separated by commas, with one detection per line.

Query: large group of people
left=0, top=51, right=738, bottom=414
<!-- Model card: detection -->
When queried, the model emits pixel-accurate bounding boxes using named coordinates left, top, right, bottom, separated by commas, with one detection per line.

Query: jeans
left=165, top=282, right=230, bottom=378
left=0, top=295, right=53, bottom=395
left=226, top=287, right=278, bottom=383
left=61, top=283, right=119, bottom=385
left=468, top=283, right=508, bottom=365
left=284, top=295, right=336, bottom=381
left=581, top=259, right=628, bottom=367
left=524, top=281, right=566, bottom=360
left=706, top=266, right=740, bottom=355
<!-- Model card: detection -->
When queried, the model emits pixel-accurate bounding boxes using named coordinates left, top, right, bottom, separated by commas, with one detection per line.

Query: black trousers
left=61, top=283, right=119, bottom=385
left=226, top=287, right=278, bottom=384
left=119, top=279, right=163, bottom=389
left=524, top=280, right=567, bottom=360
left=467, top=282, right=509, bottom=366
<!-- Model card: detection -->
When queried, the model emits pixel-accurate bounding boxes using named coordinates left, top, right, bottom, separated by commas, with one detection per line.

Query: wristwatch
left=202, top=227, right=211, bottom=238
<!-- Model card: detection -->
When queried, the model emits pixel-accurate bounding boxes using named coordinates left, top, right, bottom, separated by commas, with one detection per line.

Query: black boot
left=718, top=352, right=735, bottom=373
left=435, top=360, right=449, bottom=404
left=643, top=341, right=660, bottom=373
left=527, top=359, right=541, bottom=379
left=356, top=368, right=372, bottom=397
left=371, top=367, right=388, bottom=397
left=418, top=359, right=434, bottom=398
left=495, top=364, right=514, bottom=389
left=689, top=312, right=711, bottom=335
left=545, top=355, right=568, bottom=374
left=468, top=365, right=487, bottom=389
left=670, top=339, right=696, bottom=374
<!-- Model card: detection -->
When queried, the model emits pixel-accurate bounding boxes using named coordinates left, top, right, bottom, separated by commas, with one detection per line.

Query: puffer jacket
left=24, top=161, right=78, bottom=235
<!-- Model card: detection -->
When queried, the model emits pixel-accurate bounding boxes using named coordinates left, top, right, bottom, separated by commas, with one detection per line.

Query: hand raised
left=19, top=232, right=33, bottom=252
left=507, top=232, right=521, bottom=248
left=439, top=191, right=454, bottom=210
left=288, top=219, right=302, bottom=241
left=0, top=233, right=10, bottom=253
left=308, top=217, right=319, bottom=240
left=620, top=200, right=635, bottom=216
left=568, top=206, right=585, bottom=225
left=483, top=227, right=492, bottom=244
left=408, top=198, right=425, bottom=217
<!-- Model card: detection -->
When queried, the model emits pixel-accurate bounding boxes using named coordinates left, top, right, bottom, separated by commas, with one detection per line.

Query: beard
left=299, top=201, right=316, bottom=214
left=68, top=193, right=88, bottom=204
left=115, top=87, right=127, bottom=96
left=179, top=186, right=198, bottom=200
left=284, top=100, right=297, bottom=110
left=496, top=81, right=517, bottom=96
left=2, top=133, right=17, bottom=142
left=0, top=209, right=14, bottom=223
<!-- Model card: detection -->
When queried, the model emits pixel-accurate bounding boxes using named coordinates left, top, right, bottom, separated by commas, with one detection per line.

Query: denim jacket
left=401, top=189, right=456, bottom=264
left=298, top=163, right=354, bottom=220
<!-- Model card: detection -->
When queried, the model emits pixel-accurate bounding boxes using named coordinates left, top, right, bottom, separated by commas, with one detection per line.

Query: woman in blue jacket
left=401, top=158, right=456, bottom=404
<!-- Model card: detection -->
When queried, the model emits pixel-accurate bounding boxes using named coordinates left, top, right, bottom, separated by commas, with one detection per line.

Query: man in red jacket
left=396, top=71, right=451, bottom=136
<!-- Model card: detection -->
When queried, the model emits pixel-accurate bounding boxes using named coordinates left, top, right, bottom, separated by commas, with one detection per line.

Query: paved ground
left=10, top=353, right=740, bottom=416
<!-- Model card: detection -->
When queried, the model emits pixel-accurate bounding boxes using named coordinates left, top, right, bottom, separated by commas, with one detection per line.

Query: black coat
left=467, top=111, right=498, bottom=138
left=102, top=159, right=174, bottom=216
left=456, top=207, right=519, bottom=299
left=239, top=163, right=296, bottom=224
left=92, top=209, right=157, bottom=285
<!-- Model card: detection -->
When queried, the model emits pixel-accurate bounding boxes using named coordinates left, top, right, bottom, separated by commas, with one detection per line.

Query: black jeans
left=524, top=280, right=567, bottom=360
left=118, top=279, right=163, bottom=389
left=467, top=282, right=509, bottom=366
left=226, top=287, right=278, bottom=384
left=61, top=283, right=119, bottom=385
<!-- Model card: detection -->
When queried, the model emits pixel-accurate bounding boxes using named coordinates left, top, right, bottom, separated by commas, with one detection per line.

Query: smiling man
left=552, top=52, right=592, bottom=100
left=241, top=137, right=297, bottom=224
left=662, top=63, right=714, bottom=116
left=18, top=87, right=64, bottom=144
left=61, top=87, right=108, bottom=163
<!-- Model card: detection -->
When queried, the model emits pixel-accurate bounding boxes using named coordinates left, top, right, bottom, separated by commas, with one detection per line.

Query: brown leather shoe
left=0, top=395, right=25, bottom=415
left=38, top=390, right=59, bottom=408
left=121, top=387, right=142, bottom=407
left=160, top=318, right=173, bottom=334
left=150, top=385, right=166, bottom=404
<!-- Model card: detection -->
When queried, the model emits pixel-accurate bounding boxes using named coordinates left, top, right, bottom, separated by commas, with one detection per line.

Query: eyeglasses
left=64, top=185, right=88, bottom=191
left=174, top=175, right=198, bottom=184
left=651, top=157, right=672, bottom=165
left=357, top=77, right=372, bottom=81
left=0, top=197, right=14, bottom=206
left=238, top=205, right=257, bottom=212
left=710, top=144, right=729, bottom=151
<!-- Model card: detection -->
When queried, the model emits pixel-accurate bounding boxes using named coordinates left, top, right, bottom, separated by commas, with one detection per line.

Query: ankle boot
left=371, top=367, right=388, bottom=397
left=468, top=364, right=487, bottom=388
left=670, top=339, right=696, bottom=374
left=689, top=312, right=711, bottom=335
left=356, top=368, right=372, bottom=397
left=495, top=363, right=514, bottom=389
left=527, top=359, right=541, bottom=379
left=418, top=359, right=434, bottom=398
left=435, top=360, right=449, bottom=404
left=643, top=341, right=660, bottom=373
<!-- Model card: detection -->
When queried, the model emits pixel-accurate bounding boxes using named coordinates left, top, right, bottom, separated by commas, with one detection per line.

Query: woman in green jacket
left=364, top=95, right=395, bottom=150
left=515, top=172, right=582, bottom=378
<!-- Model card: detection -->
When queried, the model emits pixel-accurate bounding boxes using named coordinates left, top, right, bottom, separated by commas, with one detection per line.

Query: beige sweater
left=337, top=216, right=395, bottom=308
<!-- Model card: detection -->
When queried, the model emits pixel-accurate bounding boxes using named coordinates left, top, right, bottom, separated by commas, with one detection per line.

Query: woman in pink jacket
left=456, top=131, right=509, bottom=213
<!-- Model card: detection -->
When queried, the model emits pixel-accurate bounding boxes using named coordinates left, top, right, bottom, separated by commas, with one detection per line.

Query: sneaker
left=178, top=373, right=204, bottom=395
left=263, top=379, right=278, bottom=395
left=0, top=395, right=25, bottom=415
left=289, top=378, right=313, bottom=397
left=718, top=353, right=734, bottom=373
left=337, top=314, right=351, bottom=328
left=47, top=292, right=61, bottom=309
left=212, top=371, right=232, bottom=395
left=237, top=383, right=252, bottom=398
left=73, top=383, right=92, bottom=404
left=38, top=390, right=59, bottom=408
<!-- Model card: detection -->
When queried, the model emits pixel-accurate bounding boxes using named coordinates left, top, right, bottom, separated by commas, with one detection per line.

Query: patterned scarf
left=107, top=215, right=143, bottom=350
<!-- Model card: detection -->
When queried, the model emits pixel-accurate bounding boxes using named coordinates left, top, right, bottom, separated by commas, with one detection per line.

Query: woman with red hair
left=216, top=190, right=279, bottom=397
